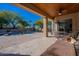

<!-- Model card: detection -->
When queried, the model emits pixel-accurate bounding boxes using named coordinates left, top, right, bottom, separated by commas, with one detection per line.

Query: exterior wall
left=77, top=13, right=79, bottom=31
left=43, top=12, right=79, bottom=36
left=55, top=12, right=79, bottom=32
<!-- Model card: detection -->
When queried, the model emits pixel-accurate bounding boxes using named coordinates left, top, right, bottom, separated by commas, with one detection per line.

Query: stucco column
left=43, top=17, right=48, bottom=37
left=72, top=14, right=78, bottom=32
left=50, top=20, right=54, bottom=35
left=53, top=21, right=58, bottom=33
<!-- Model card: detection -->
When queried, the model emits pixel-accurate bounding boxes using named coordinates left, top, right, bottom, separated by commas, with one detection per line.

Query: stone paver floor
left=41, top=40, right=76, bottom=56
left=0, top=32, right=57, bottom=56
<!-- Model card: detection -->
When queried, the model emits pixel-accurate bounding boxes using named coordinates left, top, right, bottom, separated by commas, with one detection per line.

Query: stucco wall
left=55, top=12, right=79, bottom=32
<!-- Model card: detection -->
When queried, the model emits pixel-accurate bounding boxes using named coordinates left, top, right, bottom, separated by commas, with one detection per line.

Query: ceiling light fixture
left=58, top=8, right=64, bottom=16
left=58, top=12, right=62, bottom=16
left=52, top=17, right=55, bottom=19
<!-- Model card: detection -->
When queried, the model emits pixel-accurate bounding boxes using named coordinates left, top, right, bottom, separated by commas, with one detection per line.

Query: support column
left=43, top=17, right=48, bottom=37
left=72, top=14, right=78, bottom=32
left=55, top=22, right=58, bottom=33
left=50, top=20, right=54, bottom=35
left=53, top=20, right=58, bottom=35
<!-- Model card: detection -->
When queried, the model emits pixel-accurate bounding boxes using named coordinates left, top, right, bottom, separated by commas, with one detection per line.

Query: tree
left=35, top=19, right=52, bottom=31
left=35, top=19, right=43, bottom=26
left=0, top=10, right=29, bottom=29
left=17, top=20, right=29, bottom=29
left=0, top=17, right=8, bottom=29
left=0, top=10, right=21, bottom=28
left=35, top=19, right=52, bottom=27
left=35, top=19, right=43, bottom=31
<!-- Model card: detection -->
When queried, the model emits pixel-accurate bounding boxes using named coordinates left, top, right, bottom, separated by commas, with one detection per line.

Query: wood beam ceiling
left=13, top=3, right=52, bottom=19
left=12, top=3, right=79, bottom=20
left=12, top=3, right=46, bottom=17
left=20, top=3, right=52, bottom=18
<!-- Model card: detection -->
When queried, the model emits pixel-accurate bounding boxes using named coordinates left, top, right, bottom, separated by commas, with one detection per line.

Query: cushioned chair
left=60, top=32, right=79, bottom=56
left=74, top=32, right=79, bottom=56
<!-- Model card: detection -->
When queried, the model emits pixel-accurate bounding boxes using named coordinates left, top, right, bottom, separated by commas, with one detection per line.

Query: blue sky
left=0, top=3, right=42, bottom=25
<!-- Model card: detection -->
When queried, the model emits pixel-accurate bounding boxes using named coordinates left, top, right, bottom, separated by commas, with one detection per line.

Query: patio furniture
left=74, top=41, right=79, bottom=56
left=74, top=32, right=79, bottom=56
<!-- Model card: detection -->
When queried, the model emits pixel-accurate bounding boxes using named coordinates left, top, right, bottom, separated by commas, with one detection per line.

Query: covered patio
left=14, top=3, right=79, bottom=37
left=0, top=3, right=78, bottom=56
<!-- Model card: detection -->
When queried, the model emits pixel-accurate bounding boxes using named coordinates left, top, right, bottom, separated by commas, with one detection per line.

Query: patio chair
left=74, top=32, right=79, bottom=56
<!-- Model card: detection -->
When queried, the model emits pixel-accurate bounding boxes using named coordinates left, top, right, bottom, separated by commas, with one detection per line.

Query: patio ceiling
left=14, top=3, right=79, bottom=19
